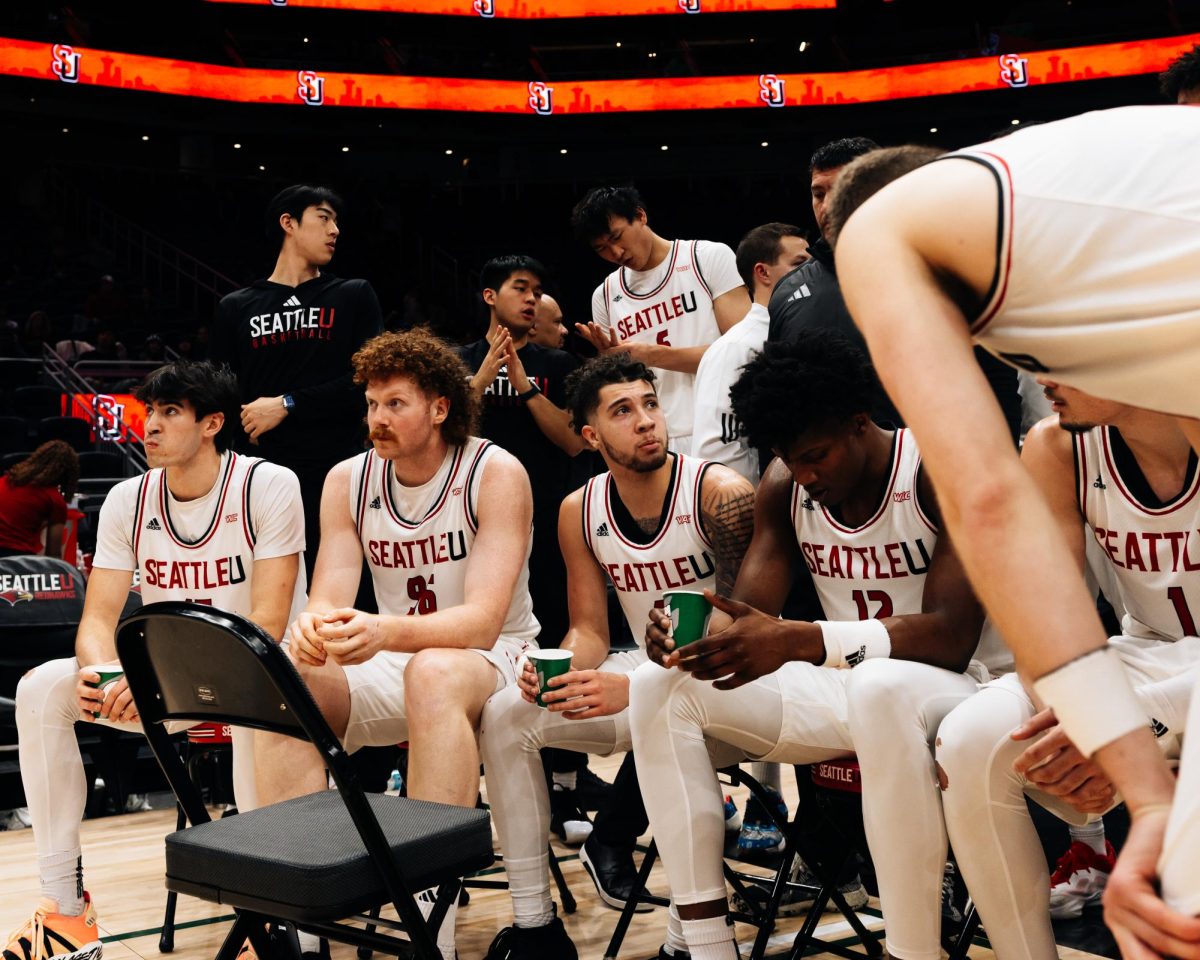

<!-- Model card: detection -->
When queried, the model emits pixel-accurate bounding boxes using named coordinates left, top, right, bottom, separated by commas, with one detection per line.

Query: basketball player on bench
left=7, top=361, right=306, bottom=960
left=828, top=107, right=1200, bottom=954
left=255, top=329, right=540, bottom=960
left=479, top=353, right=755, bottom=960
left=630, top=335, right=993, bottom=960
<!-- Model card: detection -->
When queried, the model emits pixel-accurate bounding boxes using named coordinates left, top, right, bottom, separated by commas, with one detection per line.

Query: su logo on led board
left=759, top=73, right=786, bottom=107
left=998, top=53, right=1030, bottom=87
left=528, top=81, right=554, bottom=115
left=297, top=70, right=325, bottom=105
left=51, top=43, right=80, bottom=83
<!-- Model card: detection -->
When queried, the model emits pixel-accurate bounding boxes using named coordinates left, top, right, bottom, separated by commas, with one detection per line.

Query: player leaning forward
left=254, top=328, right=538, bottom=960
left=7, top=361, right=307, bottom=960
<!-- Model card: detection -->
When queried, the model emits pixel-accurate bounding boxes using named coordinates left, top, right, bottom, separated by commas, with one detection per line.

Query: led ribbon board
left=203, top=0, right=835, bottom=14
left=7, top=34, right=1198, bottom=113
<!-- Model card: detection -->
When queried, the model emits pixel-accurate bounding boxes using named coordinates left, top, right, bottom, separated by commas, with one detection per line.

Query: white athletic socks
left=551, top=771, right=578, bottom=791
left=1068, top=820, right=1107, bottom=855
left=680, top=915, right=738, bottom=960
left=39, top=852, right=84, bottom=918
left=503, top=852, right=556, bottom=928
left=664, top=901, right=688, bottom=956
left=295, top=932, right=321, bottom=955
left=416, top=887, right=458, bottom=960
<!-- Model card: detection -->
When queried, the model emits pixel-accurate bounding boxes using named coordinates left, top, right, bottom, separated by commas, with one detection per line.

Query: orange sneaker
left=2, top=894, right=102, bottom=960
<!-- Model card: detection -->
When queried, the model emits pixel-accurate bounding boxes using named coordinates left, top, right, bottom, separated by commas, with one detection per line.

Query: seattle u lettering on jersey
left=368, top=530, right=468, bottom=569
left=603, top=552, right=715, bottom=593
left=799, top=538, right=932, bottom=581
left=614, top=291, right=698, bottom=341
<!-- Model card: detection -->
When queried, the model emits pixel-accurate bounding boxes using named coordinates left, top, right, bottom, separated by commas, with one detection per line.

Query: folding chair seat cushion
left=165, top=790, right=493, bottom=920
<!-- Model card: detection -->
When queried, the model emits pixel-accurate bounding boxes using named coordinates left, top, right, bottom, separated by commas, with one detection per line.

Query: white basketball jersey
left=598, top=240, right=722, bottom=441
left=1074, top=426, right=1200, bottom=642
left=792, top=429, right=936, bottom=621
left=950, top=106, right=1200, bottom=419
left=129, top=452, right=306, bottom=621
left=352, top=437, right=539, bottom=643
left=581, top=454, right=717, bottom=647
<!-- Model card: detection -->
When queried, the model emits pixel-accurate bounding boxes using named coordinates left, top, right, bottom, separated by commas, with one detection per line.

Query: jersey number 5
left=852, top=589, right=893, bottom=621
left=407, top=575, right=438, bottom=616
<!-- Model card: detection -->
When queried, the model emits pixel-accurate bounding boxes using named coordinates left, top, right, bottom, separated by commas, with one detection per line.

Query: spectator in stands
left=21, top=310, right=53, bottom=357
left=85, top=275, right=126, bottom=326
left=84, top=326, right=126, bottom=363
left=54, top=336, right=93, bottom=365
left=0, top=321, right=27, bottom=358
left=138, top=333, right=167, bottom=363
left=0, top=441, right=79, bottom=559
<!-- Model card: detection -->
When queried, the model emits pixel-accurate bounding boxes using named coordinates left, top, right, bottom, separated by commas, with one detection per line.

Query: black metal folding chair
left=117, top=601, right=495, bottom=960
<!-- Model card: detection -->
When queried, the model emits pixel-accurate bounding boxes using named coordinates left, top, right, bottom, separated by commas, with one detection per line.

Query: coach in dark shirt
left=770, top=139, right=1021, bottom=441
left=211, top=184, right=383, bottom=575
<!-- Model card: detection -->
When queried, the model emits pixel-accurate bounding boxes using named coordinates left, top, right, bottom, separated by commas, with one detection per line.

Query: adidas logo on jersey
left=145, top=517, right=162, bottom=531
left=1093, top=475, right=1107, bottom=490
left=283, top=295, right=301, bottom=307
left=612, top=294, right=623, bottom=303
left=802, top=497, right=815, bottom=511
left=1150, top=718, right=1170, bottom=739
left=595, top=522, right=610, bottom=537
left=368, top=496, right=382, bottom=509
left=789, top=283, right=812, bottom=302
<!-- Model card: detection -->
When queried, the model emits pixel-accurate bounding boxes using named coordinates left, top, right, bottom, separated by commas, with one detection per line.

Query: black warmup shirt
left=456, top=339, right=580, bottom=518
left=211, top=274, right=383, bottom=464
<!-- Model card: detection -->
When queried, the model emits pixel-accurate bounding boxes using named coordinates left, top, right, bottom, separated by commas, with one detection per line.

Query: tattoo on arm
left=702, top=484, right=756, bottom=596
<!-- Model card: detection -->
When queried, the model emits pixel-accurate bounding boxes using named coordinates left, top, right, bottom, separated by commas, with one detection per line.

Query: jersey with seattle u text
left=592, top=240, right=740, bottom=442
left=792, top=429, right=936, bottom=622
left=581, top=453, right=716, bottom=646
left=351, top=437, right=539, bottom=644
left=1074, top=425, right=1200, bottom=642
left=94, top=451, right=308, bottom=623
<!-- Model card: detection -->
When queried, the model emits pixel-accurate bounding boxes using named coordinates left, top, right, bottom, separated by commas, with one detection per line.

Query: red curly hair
left=7, top=441, right=80, bottom=500
left=351, top=328, right=480, bottom=446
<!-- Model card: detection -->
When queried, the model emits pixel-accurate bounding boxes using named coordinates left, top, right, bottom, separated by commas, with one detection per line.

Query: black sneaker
left=483, top=915, right=577, bottom=960
left=549, top=785, right=593, bottom=846
left=574, top=767, right=614, bottom=812
left=579, top=834, right=654, bottom=912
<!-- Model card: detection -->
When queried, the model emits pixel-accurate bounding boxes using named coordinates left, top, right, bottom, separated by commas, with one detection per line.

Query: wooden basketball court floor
left=0, top=753, right=1113, bottom=960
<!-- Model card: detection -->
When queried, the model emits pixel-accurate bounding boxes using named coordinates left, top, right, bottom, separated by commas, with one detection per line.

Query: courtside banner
left=6, top=34, right=1199, bottom=113
left=203, top=0, right=834, bottom=14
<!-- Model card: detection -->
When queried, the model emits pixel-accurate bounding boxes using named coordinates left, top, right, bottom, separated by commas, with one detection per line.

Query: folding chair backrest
left=116, top=601, right=318, bottom=743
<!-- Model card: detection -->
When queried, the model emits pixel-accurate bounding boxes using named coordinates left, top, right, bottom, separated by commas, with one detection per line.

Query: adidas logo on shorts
left=368, top=496, right=382, bottom=509
left=1150, top=718, right=1170, bottom=739
left=145, top=517, right=162, bottom=530
left=789, top=283, right=812, bottom=302
left=283, top=295, right=301, bottom=308
left=595, top=522, right=610, bottom=537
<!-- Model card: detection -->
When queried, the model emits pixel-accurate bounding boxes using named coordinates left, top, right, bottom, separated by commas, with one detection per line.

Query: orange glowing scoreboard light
left=4, top=33, right=1198, bottom=113
left=204, top=0, right=834, bottom=13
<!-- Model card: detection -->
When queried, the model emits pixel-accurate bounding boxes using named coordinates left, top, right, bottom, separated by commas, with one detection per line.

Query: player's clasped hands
left=518, top=660, right=629, bottom=719
left=75, top=670, right=139, bottom=724
left=288, top=608, right=385, bottom=666
left=1011, top=707, right=1116, bottom=814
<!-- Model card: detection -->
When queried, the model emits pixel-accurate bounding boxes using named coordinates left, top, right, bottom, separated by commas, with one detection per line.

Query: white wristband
left=818, top=619, right=891, bottom=669
left=1032, top=647, right=1147, bottom=758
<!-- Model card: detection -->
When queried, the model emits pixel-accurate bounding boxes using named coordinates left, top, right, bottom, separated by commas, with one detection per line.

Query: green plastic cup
left=83, top=662, right=124, bottom=718
left=663, top=590, right=713, bottom=648
left=527, top=649, right=574, bottom=708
